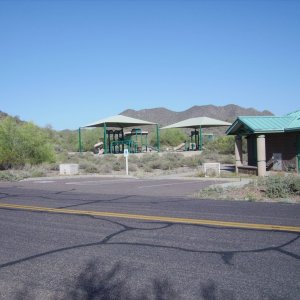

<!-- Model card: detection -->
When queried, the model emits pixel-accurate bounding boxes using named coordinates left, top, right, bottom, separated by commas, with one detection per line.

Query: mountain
left=0, top=111, right=9, bottom=119
left=0, top=110, right=23, bottom=123
left=120, top=104, right=273, bottom=127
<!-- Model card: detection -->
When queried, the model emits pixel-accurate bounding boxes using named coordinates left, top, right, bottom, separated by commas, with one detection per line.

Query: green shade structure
left=79, top=115, right=158, bottom=154
left=161, top=117, right=231, bottom=150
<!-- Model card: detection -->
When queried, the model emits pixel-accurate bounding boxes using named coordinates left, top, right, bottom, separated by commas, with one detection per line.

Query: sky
left=0, top=0, right=299, bottom=130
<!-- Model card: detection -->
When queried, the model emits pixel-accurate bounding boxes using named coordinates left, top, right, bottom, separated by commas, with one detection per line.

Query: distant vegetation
left=150, top=128, right=188, bottom=147
left=0, top=115, right=235, bottom=180
left=0, top=117, right=55, bottom=169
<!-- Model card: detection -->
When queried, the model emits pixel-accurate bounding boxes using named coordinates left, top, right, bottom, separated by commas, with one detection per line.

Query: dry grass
left=194, top=179, right=300, bottom=203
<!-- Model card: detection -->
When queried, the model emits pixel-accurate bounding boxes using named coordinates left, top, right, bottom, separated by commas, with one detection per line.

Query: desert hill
left=120, top=104, right=273, bottom=127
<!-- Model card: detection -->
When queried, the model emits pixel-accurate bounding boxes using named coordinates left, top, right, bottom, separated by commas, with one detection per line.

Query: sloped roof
left=226, top=109, right=300, bottom=135
left=83, top=115, right=157, bottom=128
left=161, top=117, right=231, bottom=129
left=285, top=109, right=300, bottom=131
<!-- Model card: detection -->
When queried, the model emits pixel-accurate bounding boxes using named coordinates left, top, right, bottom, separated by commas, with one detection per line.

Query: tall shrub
left=0, top=117, right=55, bottom=169
left=205, top=136, right=235, bottom=154
left=151, top=128, right=188, bottom=147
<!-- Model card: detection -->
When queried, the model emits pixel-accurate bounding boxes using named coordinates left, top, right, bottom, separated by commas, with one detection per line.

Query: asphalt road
left=0, top=176, right=299, bottom=299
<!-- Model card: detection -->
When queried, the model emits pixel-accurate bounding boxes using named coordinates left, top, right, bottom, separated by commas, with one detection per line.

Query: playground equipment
left=94, top=141, right=104, bottom=155
left=161, top=117, right=231, bottom=151
left=124, top=129, right=149, bottom=152
left=189, top=130, right=200, bottom=150
left=79, top=115, right=159, bottom=154
left=174, top=142, right=186, bottom=151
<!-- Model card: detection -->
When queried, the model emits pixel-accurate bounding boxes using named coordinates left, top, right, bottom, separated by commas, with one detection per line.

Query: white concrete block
left=59, top=164, right=79, bottom=175
left=203, top=163, right=220, bottom=177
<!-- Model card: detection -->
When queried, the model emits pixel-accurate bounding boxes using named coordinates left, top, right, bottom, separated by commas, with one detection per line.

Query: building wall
left=246, top=132, right=299, bottom=172
left=265, top=132, right=298, bottom=172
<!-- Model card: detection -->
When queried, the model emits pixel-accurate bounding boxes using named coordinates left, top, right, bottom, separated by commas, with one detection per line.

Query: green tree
left=0, top=117, right=55, bottom=169
left=205, top=136, right=235, bottom=154
left=150, top=128, right=188, bottom=147
left=81, top=128, right=103, bottom=152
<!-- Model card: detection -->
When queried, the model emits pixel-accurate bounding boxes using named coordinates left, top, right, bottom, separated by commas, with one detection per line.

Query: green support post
left=199, top=126, right=202, bottom=150
left=78, top=127, right=82, bottom=153
left=156, top=124, right=160, bottom=152
left=103, top=123, right=107, bottom=154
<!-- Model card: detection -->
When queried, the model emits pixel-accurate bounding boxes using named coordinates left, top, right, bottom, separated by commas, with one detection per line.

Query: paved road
left=0, top=177, right=299, bottom=299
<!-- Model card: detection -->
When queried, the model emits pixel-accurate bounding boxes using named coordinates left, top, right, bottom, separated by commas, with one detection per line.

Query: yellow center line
left=0, top=203, right=300, bottom=232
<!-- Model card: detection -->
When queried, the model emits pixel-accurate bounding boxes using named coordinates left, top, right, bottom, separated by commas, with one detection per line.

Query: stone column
left=257, top=134, right=266, bottom=176
left=235, top=135, right=243, bottom=173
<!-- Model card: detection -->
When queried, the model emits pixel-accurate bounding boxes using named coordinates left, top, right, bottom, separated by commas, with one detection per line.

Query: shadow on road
left=14, top=259, right=290, bottom=300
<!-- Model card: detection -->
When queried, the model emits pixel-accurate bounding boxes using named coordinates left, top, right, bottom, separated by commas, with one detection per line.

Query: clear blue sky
left=0, top=0, right=299, bottom=130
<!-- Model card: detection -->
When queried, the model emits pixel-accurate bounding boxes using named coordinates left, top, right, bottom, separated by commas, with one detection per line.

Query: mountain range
left=120, top=104, right=273, bottom=127
left=1, top=104, right=273, bottom=132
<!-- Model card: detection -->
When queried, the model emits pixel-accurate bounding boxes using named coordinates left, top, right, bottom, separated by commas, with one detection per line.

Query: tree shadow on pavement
left=13, top=257, right=294, bottom=300
left=15, top=259, right=180, bottom=300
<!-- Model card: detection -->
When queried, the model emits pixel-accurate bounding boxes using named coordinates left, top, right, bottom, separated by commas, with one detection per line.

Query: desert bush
left=143, top=164, right=154, bottom=173
left=150, top=128, right=188, bottom=147
left=29, top=169, right=46, bottom=178
left=160, top=153, right=185, bottom=169
left=184, top=155, right=203, bottom=167
left=0, top=117, right=55, bottom=169
left=201, top=150, right=221, bottom=162
left=79, top=128, right=103, bottom=152
left=263, top=176, right=289, bottom=198
left=0, top=171, right=21, bottom=181
left=262, top=175, right=300, bottom=198
left=112, top=161, right=122, bottom=171
left=147, top=160, right=163, bottom=169
left=128, top=155, right=139, bottom=163
left=128, top=164, right=138, bottom=172
left=205, top=136, right=235, bottom=154
left=219, top=154, right=235, bottom=164
left=79, top=162, right=99, bottom=173
left=289, top=176, right=300, bottom=195
left=98, top=163, right=112, bottom=174
left=139, top=153, right=160, bottom=165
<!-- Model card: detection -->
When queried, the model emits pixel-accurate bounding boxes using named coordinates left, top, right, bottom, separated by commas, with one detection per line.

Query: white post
left=124, top=149, right=129, bottom=176
left=257, top=134, right=266, bottom=177
left=235, top=135, right=243, bottom=173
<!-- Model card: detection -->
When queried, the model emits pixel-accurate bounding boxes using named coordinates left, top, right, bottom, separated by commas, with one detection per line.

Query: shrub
left=150, top=128, right=188, bottom=147
left=0, top=117, right=55, bottom=169
left=205, top=136, right=235, bottom=154
left=264, top=176, right=289, bottom=198
left=184, top=155, right=203, bottom=167
left=79, top=128, right=103, bottom=152
left=30, top=169, right=46, bottom=178
left=147, top=160, right=163, bottom=169
left=79, top=162, right=99, bottom=173
left=287, top=175, right=300, bottom=195
left=0, top=171, right=19, bottom=181
left=160, top=153, right=185, bottom=169
left=263, top=175, right=300, bottom=198
left=128, top=164, right=137, bottom=172
left=219, top=154, right=235, bottom=164
left=112, top=161, right=122, bottom=171
left=139, top=154, right=160, bottom=166
left=98, top=163, right=112, bottom=174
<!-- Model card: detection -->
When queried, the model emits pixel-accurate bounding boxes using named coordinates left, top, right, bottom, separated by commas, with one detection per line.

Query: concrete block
left=59, top=164, right=79, bottom=175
